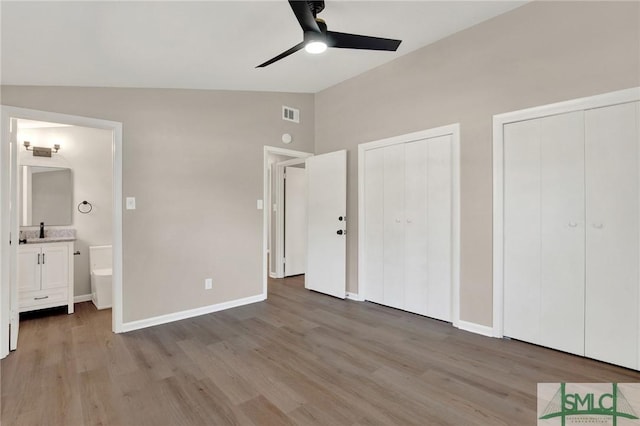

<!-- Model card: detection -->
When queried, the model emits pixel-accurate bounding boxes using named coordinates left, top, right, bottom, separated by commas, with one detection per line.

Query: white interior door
left=305, top=150, right=346, bottom=299
left=363, top=148, right=384, bottom=304
left=424, top=136, right=453, bottom=322
left=503, top=111, right=585, bottom=356
left=284, top=166, right=306, bottom=276
left=383, top=144, right=405, bottom=309
left=585, top=101, right=639, bottom=369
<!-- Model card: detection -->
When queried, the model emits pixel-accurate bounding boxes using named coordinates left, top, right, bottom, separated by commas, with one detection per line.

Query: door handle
left=568, top=221, right=577, bottom=228
left=338, top=216, right=346, bottom=222
left=337, top=230, right=346, bottom=235
left=42, top=253, right=45, bottom=264
left=37, top=253, right=40, bottom=265
left=592, top=223, right=604, bottom=229
left=34, top=296, right=49, bottom=300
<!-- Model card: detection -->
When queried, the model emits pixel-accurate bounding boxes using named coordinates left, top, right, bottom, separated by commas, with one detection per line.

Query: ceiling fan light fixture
left=305, top=40, right=327, bottom=54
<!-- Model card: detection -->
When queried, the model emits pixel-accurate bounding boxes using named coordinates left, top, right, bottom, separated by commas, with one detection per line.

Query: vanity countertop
left=20, top=228, right=76, bottom=245
left=23, top=237, right=76, bottom=244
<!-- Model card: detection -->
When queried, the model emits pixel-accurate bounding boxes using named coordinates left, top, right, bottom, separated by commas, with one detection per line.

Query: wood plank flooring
left=2, top=275, right=639, bottom=425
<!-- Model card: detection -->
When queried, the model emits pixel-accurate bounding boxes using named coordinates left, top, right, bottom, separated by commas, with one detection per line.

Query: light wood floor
left=2, top=276, right=639, bottom=425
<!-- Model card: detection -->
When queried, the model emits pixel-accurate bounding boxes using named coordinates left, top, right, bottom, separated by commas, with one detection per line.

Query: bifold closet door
left=503, top=111, right=585, bottom=355
left=404, top=137, right=452, bottom=321
left=585, top=101, right=640, bottom=369
left=364, top=148, right=385, bottom=305
left=363, top=136, right=453, bottom=321
left=383, top=144, right=406, bottom=310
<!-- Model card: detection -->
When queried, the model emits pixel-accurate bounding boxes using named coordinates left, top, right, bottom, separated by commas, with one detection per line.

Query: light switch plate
left=257, top=199, right=264, bottom=210
left=126, top=197, right=136, bottom=210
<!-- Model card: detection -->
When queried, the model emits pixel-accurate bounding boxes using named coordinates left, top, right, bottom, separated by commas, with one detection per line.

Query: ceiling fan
left=257, top=0, right=402, bottom=68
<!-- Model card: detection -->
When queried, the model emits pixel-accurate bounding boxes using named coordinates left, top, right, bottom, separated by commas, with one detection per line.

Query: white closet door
left=504, top=119, right=542, bottom=345
left=383, top=144, right=405, bottom=309
left=538, top=112, right=585, bottom=356
left=364, top=148, right=385, bottom=304
left=504, top=111, right=585, bottom=355
left=585, top=101, right=640, bottom=369
left=404, top=139, right=429, bottom=316
left=426, top=136, right=452, bottom=321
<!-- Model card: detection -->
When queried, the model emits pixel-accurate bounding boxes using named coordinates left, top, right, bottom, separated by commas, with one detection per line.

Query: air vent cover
left=282, top=106, right=300, bottom=123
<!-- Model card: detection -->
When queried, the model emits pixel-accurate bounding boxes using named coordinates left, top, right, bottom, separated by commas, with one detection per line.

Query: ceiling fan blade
left=327, top=31, right=402, bottom=51
left=288, top=0, right=321, bottom=33
left=256, top=42, right=306, bottom=68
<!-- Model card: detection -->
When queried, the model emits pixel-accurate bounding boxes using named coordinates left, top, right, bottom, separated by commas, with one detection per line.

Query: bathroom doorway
left=0, top=107, right=123, bottom=358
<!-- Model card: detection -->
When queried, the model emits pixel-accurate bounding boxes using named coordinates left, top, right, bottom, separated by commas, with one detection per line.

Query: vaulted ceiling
left=1, top=1, right=526, bottom=93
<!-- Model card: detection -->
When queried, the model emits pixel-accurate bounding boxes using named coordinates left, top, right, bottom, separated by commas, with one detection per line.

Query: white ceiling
left=1, top=1, right=526, bottom=93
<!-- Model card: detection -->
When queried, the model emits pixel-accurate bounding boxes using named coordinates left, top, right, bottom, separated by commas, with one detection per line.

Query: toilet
left=89, top=245, right=112, bottom=310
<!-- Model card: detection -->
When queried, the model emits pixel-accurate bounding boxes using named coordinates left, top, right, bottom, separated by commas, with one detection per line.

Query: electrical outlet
left=205, top=278, right=213, bottom=290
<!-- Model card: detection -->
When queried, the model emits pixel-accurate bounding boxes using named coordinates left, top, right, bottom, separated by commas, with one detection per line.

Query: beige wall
left=1, top=87, right=315, bottom=322
left=314, top=1, right=640, bottom=326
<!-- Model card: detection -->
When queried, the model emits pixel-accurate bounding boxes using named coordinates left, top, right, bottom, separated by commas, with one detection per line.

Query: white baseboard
left=346, top=292, right=365, bottom=301
left=456, top=320, right=496, bottom=338
left=120, top=294, right=266, bottom=333
left=74, top=294, right=92, bottom=303
left=269, top=272, right=277, bottom=279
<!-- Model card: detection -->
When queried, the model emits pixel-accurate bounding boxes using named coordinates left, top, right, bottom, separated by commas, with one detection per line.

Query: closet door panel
left=383, top=144, right=405, bottom=309
left=538, top=111, right=585, bottom=356
left=404, top=139, right=429, bottom=316
left=503, top=119, right=542, bottom=344
left=364, top=148, right=385, bottom=304
left=585, top=101, right=640, bottom=369
left=426, top=136, right=452, bottom=321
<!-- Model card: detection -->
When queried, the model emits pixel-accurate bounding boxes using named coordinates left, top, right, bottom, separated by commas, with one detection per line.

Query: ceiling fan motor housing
left=305, top=19, right=327, bottom=44
left=307, top=0, right=325, bottom=17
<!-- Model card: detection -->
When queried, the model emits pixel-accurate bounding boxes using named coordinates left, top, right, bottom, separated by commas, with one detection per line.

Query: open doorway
left=0, top=107, right=123, bottom=359
left=262, top=146, right=312, bottom=296
left=274, top=157, right=307, bottom=278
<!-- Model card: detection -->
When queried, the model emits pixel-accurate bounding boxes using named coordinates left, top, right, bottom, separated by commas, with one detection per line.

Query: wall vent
left=282, top=106, right=300, bottom=123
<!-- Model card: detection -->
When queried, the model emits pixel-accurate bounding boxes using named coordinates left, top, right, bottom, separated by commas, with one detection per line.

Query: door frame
left=357, top=123, right=461, bottom=327
left=262, top=146, right=312, bottom=296
left=492, top=87, right=640, bottom=339
left=274, top=157, right=306, bottom=278
left=0, top=106, right=124, bottom=358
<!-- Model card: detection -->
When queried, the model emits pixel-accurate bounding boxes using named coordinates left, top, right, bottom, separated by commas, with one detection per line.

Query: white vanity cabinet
left=17, top=241, right=74, bottom=314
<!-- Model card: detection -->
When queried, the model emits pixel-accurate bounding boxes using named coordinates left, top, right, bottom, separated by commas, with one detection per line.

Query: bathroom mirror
left=19, top=166, right=73, bottom=226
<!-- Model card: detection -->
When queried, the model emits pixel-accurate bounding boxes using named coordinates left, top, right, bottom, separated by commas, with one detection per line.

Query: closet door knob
left=395, top=218, right=401, bottom=223
left=592, top=223, right=604, bottom=229
left=568, top=221, right=577, bottom=228
left=407, top=219, right=413, bottom=224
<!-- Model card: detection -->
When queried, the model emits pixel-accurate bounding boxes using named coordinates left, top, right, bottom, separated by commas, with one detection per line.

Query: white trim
left=0, top=106, right=124, bottom=359
left=492, top=87, right=640, bottom=339
left=346, top=292, right=365, bottom=301
left=494, top=87, right=640, bottom=125
left=0, top=113, right=11, bottom=358
left=120, top=294, right=265, bottom=333
left=455, top=320, right=496, bottom=338
left=262, top=146, right=313, bottom=298
left=74, top=294, right=92, bottom=303
left=637, top=101, right=640, bottom=370
left=357, top=123, right=461, bottom=327
left=268, top=272, right=277, bottom=279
